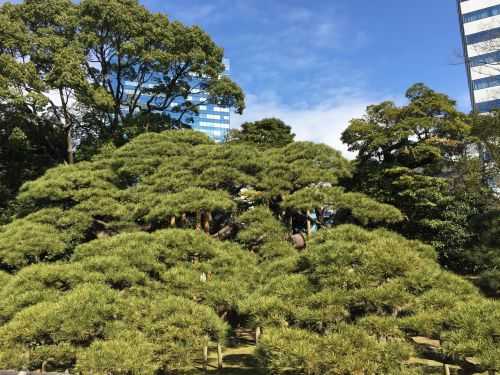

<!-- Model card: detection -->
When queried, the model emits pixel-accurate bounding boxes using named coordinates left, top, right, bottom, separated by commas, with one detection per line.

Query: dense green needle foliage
left=227, top=118, right=296, bottom=148
left=250, top=225, right=500, bottom=373
left=0, top=129, right=498, bottom=374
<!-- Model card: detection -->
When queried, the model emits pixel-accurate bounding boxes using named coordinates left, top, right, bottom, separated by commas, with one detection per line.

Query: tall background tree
left=342, top=83, right=500, bottom=290
left=0, top=0, right=245, bottom=219
left=472, top=110, right=500, bottom=182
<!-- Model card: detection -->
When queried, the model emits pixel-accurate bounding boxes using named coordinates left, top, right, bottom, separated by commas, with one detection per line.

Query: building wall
left=458, top=1, right=500, bottom=193
left=121, top=58, right=232, bottom=143
left=458, top=0, right=500, bottom=112
left=186, top=58, right=231, bottom=142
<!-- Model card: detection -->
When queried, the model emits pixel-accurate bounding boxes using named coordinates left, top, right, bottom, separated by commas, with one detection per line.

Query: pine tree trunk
left=443, top=364, right=450, bottom=375
left=255, top=326, right=262, bottom=344
left=59, top=87, right=74, bottom=165
left=306, top=209, right=312, bottom=239
left=181, top=213, right=187, bottom=227
left=66, top=126, right=74, bottom=164
left=217, top=342, right=223, bottom=369
left=170, top=216, right=176, bottom=227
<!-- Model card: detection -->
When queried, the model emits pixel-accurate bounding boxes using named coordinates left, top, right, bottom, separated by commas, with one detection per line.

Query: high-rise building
left=121, top=59, right=232, bottom=142
left=457, top=0, right=500, bottom=113
left=458, top=1, right=500, bottom=193
left=184, top=58, right=232, bottom=142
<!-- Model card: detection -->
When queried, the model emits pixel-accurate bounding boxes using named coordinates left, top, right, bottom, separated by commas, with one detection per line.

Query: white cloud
left=231, top=92, right=382, bottom=159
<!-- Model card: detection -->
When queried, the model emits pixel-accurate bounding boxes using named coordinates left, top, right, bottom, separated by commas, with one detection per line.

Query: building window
left=475, top=98, right=500, bottom=112
left=473, top=74, right=500, bottom=90
left=470, top=50, right=500, bottom=67
left=466, top=27, right=500, bottom=45
left=213, top=106, right=230, bottom=113
left=463, top=5, right=500, bottom=23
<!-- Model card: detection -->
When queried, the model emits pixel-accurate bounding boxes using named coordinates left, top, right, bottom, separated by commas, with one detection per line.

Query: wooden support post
left=170, top=215, right=176, bottom=227
left=207, top=212, right=212, bottom=233
left=217, top=342, right=223, bottom=369
left=200, top=272, right=207, bottom=283
left=202, top=211, right=211, bottom=234
left=196, top=211, right=202, bottom=231
left=306, top=210, right=312, bottom=239
left=443, top=364, right=451, bottom=375
left=203, top=341, right=208, bottom=370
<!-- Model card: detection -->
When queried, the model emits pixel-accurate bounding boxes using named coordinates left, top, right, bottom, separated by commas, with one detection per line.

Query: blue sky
left=145, top=0, right=469, bottom=155
left=0, top=0, right=469, bottom=155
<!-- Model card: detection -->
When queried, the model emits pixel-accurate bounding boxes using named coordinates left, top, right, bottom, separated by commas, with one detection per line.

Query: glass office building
left=186, top=58, right=231, bottom=142
left=458, top=0, right=500, bottom=192
left=458, top=0, right=500, bottom=113
left=121, top=59, right=232, bottom=143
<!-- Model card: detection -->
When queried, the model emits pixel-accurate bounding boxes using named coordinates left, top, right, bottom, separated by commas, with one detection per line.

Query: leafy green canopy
left=0, top=0, right=247, bottom=221
left=0, top=105, right=66, bottom=217
left=472, top=110, right=500, bottom=170
left=0, top=130, right=497, bottom=374
left=342, top=83, right=499, bottom=271
left=0, top=0, right=245, bottom=165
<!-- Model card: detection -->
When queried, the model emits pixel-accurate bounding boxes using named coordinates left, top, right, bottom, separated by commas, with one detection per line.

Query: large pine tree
left=0, top=130, right=498, bottom=373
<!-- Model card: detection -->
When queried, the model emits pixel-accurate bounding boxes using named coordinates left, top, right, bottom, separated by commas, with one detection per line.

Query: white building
left=457, top=1, right=500, bottom=193
left=458, top=0, right=500, bottom=112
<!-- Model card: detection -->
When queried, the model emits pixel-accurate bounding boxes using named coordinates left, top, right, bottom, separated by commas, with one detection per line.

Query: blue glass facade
left=463, top=4, right=500, bottom=23
left=469, top=50, right=500, bottom=67
left=473, top=74, right=500, bottom=90
left=119, top=59, right=232, bottom=143
left=465, top=27, right=500, bottom=45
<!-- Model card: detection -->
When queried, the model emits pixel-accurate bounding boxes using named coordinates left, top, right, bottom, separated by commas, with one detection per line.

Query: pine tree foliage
left=228, top=118, right=295, bottom=148
left=252, top=225, right=499, bottom=373
left=0, top=130, right=497, bottom=373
